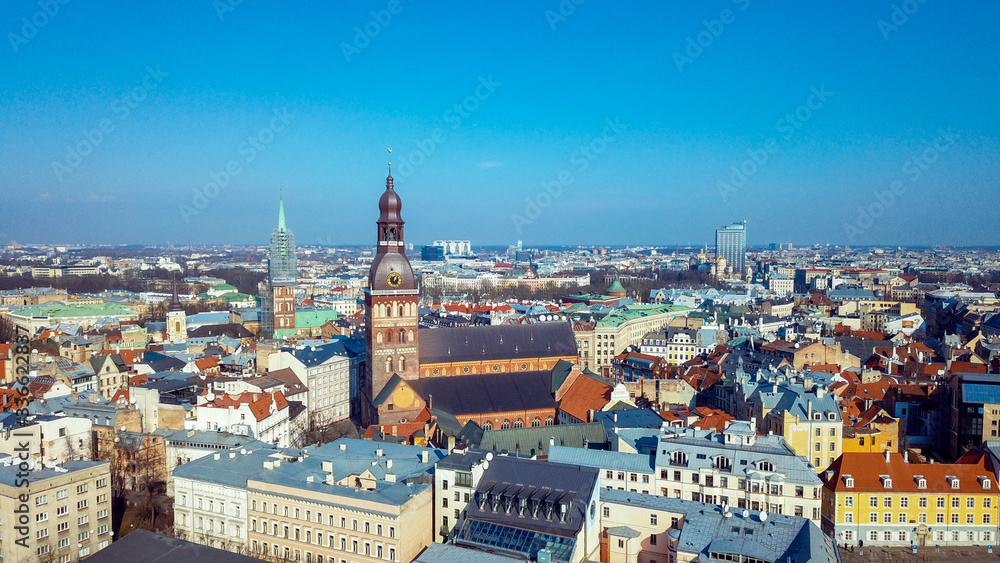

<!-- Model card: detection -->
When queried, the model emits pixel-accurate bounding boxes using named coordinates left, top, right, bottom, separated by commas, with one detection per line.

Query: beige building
left=0, top=460, right=112, bottom=563
left=591, top=305, right=691, bottom=376
left=173, top=438, right=445, bottom=562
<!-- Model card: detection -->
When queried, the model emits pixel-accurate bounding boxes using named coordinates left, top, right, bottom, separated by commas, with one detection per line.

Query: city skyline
left=2, top=2, right=997, bottom=247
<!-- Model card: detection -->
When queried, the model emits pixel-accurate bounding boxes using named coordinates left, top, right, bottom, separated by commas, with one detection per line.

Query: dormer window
left=844, top=475, right=854, bottom=488
left=947, top=476, right=959, bottom=489
left=915, top=475, right=926, bottom=489
left=879, top=475, right=892, bottom=489
left=979, top=476, right=992, bottom=489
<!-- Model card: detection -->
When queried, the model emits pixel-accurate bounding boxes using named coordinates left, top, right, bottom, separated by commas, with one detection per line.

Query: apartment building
left=245, top=440, right=445, bottom=563
left=822, top=451, right=999, bottom=547
left=592, top=305, right=691, bottom=376
left=175, top=438, right=445, bottom=561
left=653, top=422, right=824, bottom=523
left=600, top=489, right=840, bottom=563
left=548, top=445, right=656, bottom=495
left=0, top=460, right=112, bottom=563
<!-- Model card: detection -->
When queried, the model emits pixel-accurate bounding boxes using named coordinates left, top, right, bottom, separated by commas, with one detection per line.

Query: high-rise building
left=715, top=221, right=747, bottom=274
left=363, top=169, right=419, bottom=426
left=262, top=196, right=297, bottom=339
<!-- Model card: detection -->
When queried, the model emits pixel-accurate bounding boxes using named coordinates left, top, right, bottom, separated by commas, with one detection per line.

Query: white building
left=433, top=240, right=472, bottom=256
left=173, top=448, right=283, bottom=550
left=768, top=273, right=794, bottom=296
left=269, top=342, right=353, bottom=426
left=0, top=415, right=93, bottom=466
left=194, top=391, right=292, bottom=447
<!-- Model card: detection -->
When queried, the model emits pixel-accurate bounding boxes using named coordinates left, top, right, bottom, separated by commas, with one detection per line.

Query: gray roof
left=0, top=460, right=107, bottom=488
left=419, top=323, right=577, bottom=365
left=408, top=371, right=556, bottom=416
left=469, top=455, right=599, bottom=538
left=470, top=422, right=609, bottom=458
left=654, top=427, right=821, bottom=486
left=173, top=438, right=447, bottom=508
left=153, top=428, right=275, bottom=452
left=602, top=489, right=840, bottom=563
left=412, top=543, right=524, bottom=563
left=85, top=529, right=259, bottom=562
left=548, top=444, right=654, bottom=474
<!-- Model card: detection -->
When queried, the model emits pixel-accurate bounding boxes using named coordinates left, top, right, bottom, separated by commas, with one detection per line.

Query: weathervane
left=387, top=147, right=392, bottom=173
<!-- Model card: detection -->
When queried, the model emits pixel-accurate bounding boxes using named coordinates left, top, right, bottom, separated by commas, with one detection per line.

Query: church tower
left=166, top=281, right=187, bottom=344
left=363, top=167, right=419, bottom=425
left=262, top=195, right=297, bottom=339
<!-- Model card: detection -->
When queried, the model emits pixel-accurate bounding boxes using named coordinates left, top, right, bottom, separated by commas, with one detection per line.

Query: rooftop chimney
left=421, top=450, right=429, bottom=463
left=340, top=443, right=347, bottom=451
left=884, top=450, right=891, bottom=463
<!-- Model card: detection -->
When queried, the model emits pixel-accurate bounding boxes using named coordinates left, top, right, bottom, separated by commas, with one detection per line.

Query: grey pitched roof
left=548, top=444, right=654, bottom=474
left=470, top=422, right=608, bottom=458
left=0, top=460, right=108, bottom=487
left=602, top=489, right=840, bottom=563
left=408, top=371, right=556, bottom=416
left=85, top=529, right=259, bottom=563
left=418, top=323, right=577, bottom=365
left=412, top=543, right=524, bottom=563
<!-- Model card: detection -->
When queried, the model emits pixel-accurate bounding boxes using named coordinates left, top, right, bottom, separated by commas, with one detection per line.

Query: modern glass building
left=715, top=221, right=747, bottom=273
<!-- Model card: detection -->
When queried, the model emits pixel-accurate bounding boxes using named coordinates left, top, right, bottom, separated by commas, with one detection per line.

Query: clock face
left=387, top=272, right=402, bottom=287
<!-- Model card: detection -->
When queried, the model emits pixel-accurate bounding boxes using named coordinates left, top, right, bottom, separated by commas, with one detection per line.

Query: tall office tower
left=262, top=196, right=298, bottom=339
left=715, top=221, right=747, bottom=274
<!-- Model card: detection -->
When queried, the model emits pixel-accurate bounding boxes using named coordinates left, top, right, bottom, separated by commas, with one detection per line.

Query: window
left=58, top=521, right=69, bottom=532
left=937, top=497, right=945, bottom=509
left=845, top=496, right=853, bottom=507
left=845, top=513, right=853, bottom=523
left=869, top=497, right=878, bottom=508
left=898, top=513, right=906, bottom=524
left=603, top=506, right=610, bottom=518
left=883, top=512, right=892, bottom=524
left=869, top=512, right=877, bottom=523
left=884, top=497, right=892, bottom=508
left=650, top=514, right=657, bottom=525
left=77, top=500, right=87, bottom=510
left=900, top=497, right=908, bottom=508
left=967, top=497, right=976, bottom=508
left=36, top=495, right=48, bottom=506
left=952, top=497, right=960, bottom=509
left=37, top=512, right=49, bottom=522
left=56, top=489, right=67, bottom=500
left=76, top=484, right=87, bottom=494
left=919, top=497, right=927, bottom=508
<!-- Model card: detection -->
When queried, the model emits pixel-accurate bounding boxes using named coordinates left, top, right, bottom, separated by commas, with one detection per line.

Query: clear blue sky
left=1, top=1, right=997, bottom=247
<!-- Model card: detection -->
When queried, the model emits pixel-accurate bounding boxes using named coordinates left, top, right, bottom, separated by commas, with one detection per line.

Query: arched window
left=482, top=421, right=492, bottom=431
left=382, top=227, right=387, bottom=241
left=386, top=357, right=393, bottom=373
left=386, top=331, right=392, bottom=344
left=389, top=228, right=396, bottom=241
left=501, top=420, right=511, bottom=430
left=385, top=304, right=391, bottom=317
left=532, top=418, right=541, bottom=427
left=399, top=356, right=406, bottom=371
left=398, top=305, right=404, bottom=317
left=399, top=330, right=405, bottom=343
left=513, top=419, right=523, bottom=428
left=376, top=332, right=383, bottom=344
left=408, top=330, right=414, bottom=342
left=545, top=417, right=554, bottom=426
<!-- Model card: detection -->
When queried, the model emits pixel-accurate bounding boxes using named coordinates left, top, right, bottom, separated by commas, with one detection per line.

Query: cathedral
left=361, top=168, right=580, bottom=427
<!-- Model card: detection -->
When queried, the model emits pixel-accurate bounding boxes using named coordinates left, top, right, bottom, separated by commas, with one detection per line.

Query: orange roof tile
left=558, top=375, right=612, bottom=422
left=825, top=452, right=995, bottom=494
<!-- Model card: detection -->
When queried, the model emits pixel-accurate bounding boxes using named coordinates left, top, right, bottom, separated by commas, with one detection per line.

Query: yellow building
left=822, top=451, right=999, bottom=547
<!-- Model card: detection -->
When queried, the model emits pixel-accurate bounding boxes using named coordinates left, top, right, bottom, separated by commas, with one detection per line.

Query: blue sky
left=1, top=1, right=997, bottom=247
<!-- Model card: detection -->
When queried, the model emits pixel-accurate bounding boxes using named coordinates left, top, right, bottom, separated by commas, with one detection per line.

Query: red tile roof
left=558, top=375, right=612, bottom=422
left=825, top=452, right=996, bottom=494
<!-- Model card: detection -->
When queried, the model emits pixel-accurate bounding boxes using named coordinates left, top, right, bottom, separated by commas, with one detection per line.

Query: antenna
left=742, top=510, right=750, bottom=519
left=760, top=511, right=768, bottom=522
left=485, top=452, right=494, bottom=461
